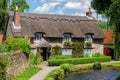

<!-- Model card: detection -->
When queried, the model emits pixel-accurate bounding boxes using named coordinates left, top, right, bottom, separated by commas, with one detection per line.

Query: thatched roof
left=5, top=11, right=104, bottom=39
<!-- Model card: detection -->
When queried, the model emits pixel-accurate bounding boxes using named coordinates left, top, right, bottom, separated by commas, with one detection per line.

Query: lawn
left=14, top=66, right=41, bottom=80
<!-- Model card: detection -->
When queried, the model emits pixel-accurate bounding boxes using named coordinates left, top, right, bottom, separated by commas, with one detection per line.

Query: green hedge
left=48, top=56, right=111, bottom=66
left=44, top=68, right=64, bottom=80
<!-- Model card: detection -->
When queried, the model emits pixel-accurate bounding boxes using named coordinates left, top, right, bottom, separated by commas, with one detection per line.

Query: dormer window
left=85, top=34, right=92, bottom=42
left=63, top=34, right=71, bottom=42
left=34, top=33, right=42, bottom=41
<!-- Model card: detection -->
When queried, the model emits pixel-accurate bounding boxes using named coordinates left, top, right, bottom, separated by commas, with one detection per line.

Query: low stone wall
left=7, top=51, right=29, bottom=78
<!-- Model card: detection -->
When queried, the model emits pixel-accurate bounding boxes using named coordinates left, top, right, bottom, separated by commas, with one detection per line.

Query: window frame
left=63, top=33, right=71, bottom=42
left=34, top=33, right=43, bottom=41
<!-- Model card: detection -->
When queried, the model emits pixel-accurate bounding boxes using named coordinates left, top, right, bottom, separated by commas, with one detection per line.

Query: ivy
left=72, top=42, right=84, bottom=58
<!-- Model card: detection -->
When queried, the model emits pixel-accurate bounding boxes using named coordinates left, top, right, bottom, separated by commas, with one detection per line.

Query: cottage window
left=62, top=48, right=72, bottom=55
left=85, top=34, right=92, bottom=42
left=63, top=34, right=71, bottom=42
left=84, top=48, right=92, bottom=57
left=34, top=33, right=42, bottom=41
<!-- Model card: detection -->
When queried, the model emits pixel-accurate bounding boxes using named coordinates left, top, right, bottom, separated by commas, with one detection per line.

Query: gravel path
left=29, top=61, right=59, bottom=80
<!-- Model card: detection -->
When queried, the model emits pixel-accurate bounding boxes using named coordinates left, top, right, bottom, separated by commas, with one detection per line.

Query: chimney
left=86, top=8, right=92, bottom=17
left=14, top=5, right=20, bottom=27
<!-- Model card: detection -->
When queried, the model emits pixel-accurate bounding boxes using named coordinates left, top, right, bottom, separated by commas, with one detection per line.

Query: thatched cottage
left=4, top=8, right=104, bottom=60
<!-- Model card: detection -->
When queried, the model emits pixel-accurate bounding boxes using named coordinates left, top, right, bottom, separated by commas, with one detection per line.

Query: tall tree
left=9, top=0, right=29, bottom=12
left=91, top=0, right=120, bottom=60
left=0, top=0, right=29, bottom=33
left=0, top=0, right=8, bottom=33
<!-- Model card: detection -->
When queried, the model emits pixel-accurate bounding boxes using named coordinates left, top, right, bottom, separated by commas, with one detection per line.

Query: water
left=64, top=69, right=120, bottom=80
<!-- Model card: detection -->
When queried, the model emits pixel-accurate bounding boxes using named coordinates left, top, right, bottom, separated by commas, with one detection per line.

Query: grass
left=14, top=66, right=41, bottom=80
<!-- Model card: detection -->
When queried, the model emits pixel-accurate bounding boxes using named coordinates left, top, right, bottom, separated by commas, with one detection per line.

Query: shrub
left=52, top=45, right=61, bottom=55
left=4, top=36, right=30, bottom=55
left=29, top=52, right=43, bottom=66
left=49, top=55, right=72, bottom=60
left=72, top=42, right=84, bottom=58
left=83, top=53, right=90, bottom=58
left=92, top=52, right=103, bottom=57
left=44, top=68, right=64, bottom=80
left=48, top=56, right=111, bottom=66
left=64, top=42, right=72, bottom=48
left=60, top=63, right=73, bottom=74
left=93, top=62, right=102, bottom=70
left=0, top=54, right=10, bottom=80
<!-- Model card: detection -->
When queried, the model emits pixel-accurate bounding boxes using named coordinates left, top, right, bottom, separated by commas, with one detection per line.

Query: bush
left=60, top=63, right=73, bottom=74
left=29, top=52, right=43, bottom=66
left=83, top=53, right=90, bottom=58
left=48, top=56, right=111, bottom=66
left=64, top=42, right=72, bottom=48
left=93, top=62, right=102, bottom=70
left=3, top=36, right=30, bottom=55
left=92, top=52, right=103, bottom=57
left=72, top=42, right=84, bottom=58
left=44, top=68, right=64, bottom=80
left=49, top=55, right=72, bottom=60
left=0, top=54, right=10, bottom=80
left=52, top=45, right=61, bottom=55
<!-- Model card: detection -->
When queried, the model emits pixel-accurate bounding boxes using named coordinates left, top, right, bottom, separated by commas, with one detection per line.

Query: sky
left=26, top=0, right=103, bottom=20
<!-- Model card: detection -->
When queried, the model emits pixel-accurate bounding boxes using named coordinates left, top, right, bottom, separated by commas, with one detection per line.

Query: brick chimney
left=86, top=8, right=92, bottom=17
left=14, top=5, right=20, bottom=27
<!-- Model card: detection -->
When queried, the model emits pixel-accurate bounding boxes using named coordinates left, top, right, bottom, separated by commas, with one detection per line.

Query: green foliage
left=49, top=55, right=72, bottom=60
left=44, top=68, right=64, bottom=80
left=0, top=54, right=10, bottom=80
left=60, top=63, right=73, bottom=74
left=48, top=56, right=111, bottom=66
left=52, top=45, right=61, bottom=55
left=92, top=52, right=103, bottom=57
left=91, top=0, right=112, bottom=14
left=0, top=0, right=8, bottom=33
left=83, top=53, right=90, bottom=58
left=29, top=52, right=43, bottom=66
left=93, top=62, right=102, bottom=70
left=85, top=42, right=92, bottom=48
left=4, top=36, right=30, bottom=55
left=9, top=0, right=29, bottom=12
left=14, top=66, right=41, bottom=80
left=72, top=42, right=84, bottom=58
left=64, top=42, right=72, bottom=48
left=0, top=44, right=8, bottom=52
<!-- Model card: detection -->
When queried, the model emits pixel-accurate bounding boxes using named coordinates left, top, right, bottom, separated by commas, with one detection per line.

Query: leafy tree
left=0, top=0, right=29, bottom=33
left=91, top=0, right=120, bottom=60
left=91, top=0, right=112, bottom=14
left=106, top=0, right=120, bottom=60
left=9, top=0, right=29, bottom=12
left=0, top=0, right=8, bottom=33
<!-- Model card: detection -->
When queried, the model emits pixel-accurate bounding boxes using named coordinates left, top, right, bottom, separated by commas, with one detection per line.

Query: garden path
left=29, top=61, right=59, bottom=80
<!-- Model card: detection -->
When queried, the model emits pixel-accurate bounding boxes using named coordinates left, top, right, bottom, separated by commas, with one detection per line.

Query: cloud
left=33, top=2, right=60, bottom=13
left=64, top=0, right=91, bottom=10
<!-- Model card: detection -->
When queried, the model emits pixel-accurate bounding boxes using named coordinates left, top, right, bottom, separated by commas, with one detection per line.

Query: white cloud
left=64, top=0, right=91, bottom=10
left=33, top=2, right=60, bottom=13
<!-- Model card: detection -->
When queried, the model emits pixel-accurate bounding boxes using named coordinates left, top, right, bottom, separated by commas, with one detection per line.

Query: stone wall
left=7, top=51, right=29, bottom=78
left=92, top=39, right=104, bottom=55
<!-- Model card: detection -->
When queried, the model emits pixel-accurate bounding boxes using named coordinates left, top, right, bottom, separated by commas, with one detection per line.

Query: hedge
left=48, top=56, right=111, bottom=66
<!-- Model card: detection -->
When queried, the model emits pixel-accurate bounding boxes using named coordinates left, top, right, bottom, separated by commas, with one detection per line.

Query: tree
left=0, top=0, right=8, bottom=33
left=0, top=0, right=29, bottom=33
left=106, top=0, right=120, bottom=60
left=9, top=0, right=29, bottom=12
left=91, top=0, right=120, bottom=60
left=91, top=0, right=112, bottom=14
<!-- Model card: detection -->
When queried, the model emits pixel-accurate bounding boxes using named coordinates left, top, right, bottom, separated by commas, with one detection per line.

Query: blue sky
left=26, top=0, right=103, bottom=20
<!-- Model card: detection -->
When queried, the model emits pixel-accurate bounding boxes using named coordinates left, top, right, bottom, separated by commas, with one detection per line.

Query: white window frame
left=34, top=33, right=42, bottom=41
left=85, top=34, right=92, bottom=42
left=84, top=48, right=92, bottom=57
left=63, top=34, right=71, bottom=42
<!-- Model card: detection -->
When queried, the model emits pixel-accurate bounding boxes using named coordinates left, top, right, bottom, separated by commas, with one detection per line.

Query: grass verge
left=14, top=66, right=41, bottom=80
